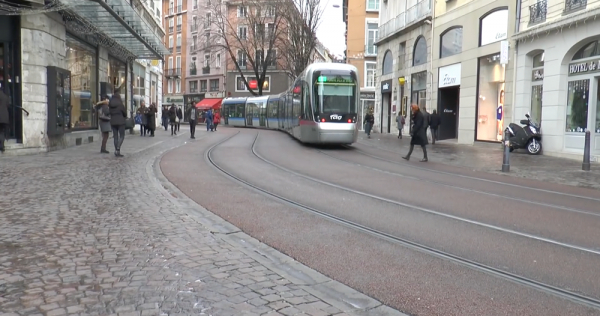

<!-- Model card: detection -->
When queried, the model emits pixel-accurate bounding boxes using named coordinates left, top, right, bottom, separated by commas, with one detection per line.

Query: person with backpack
left=205, top=109, right=214, bottom=132
left=396, top=113, right=405, bottom=139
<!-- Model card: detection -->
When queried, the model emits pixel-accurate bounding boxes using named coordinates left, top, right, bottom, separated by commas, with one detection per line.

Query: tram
left=220, top=63, right=359, bottom=144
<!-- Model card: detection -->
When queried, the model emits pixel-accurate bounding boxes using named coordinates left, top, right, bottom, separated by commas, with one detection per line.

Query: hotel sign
left=569, top=60, right=600, bottom=75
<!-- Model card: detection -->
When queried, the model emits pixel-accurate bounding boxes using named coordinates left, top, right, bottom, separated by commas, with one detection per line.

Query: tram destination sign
left=569, top=60, right=600, bottom=76
left=317, top=76, right=354, bottom=84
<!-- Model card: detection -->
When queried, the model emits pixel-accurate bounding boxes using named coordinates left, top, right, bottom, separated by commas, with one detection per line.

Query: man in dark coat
left=0, top=89, right=9, bottom=153
left=403, top=104, right=428, bottom=162
left=429, top=109, right=441, bottom=144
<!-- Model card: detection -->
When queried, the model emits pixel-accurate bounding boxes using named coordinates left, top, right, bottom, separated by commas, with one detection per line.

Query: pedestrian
left=364, top=110, right=374, bottom=138
left=187, top=104, right=198, bottom=139
left=205, top=109, right=214, bottom=132
left=162, top=106, right=169, bottom=131
left=396, top=113, right=405, bottom=139
left=176, top=106, right=183, bottom=132
left=146, top=103, right=157, bottom=137
left=0, top=89, right=9, bottom=153
left=108, top=91, right=127, bottom=157
left=95, top=95, right=111, bottom=154
left=213, top=110, right=221, bottom=131
left=429, top=109, right=441, bottom=144
left=137, top=101, right=149, bottom=136
left=402, top=104, right=428, bottom=162
left=169, top=103, right=178, bottom=135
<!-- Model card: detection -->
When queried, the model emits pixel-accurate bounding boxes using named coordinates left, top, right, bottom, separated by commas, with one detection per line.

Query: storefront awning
left=60, top=0, right=170, bottom=61
left=196, top=98, right=223, bottom=110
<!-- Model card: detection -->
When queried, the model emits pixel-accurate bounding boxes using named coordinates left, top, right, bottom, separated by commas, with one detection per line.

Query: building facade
left=162, top=0, right=188, bottom=110
left=184, top=0, right=226, bottom=119
left=429, top=0, right=516, bottom=144
left=1, top=0, right=168, bottom=155
left=374, top=0, right=432, bottom=135
left=513, top=0, right=600, bottom=160
left=343, top=0, right=379, bottom=130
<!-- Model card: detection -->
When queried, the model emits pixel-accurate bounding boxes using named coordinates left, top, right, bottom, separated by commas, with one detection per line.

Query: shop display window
left=66, top=34, right=97, bottom=130
left=531, top=85, right=543, bottom=125
left=476, top=54, right=505, bottom=141
left=108, top=56, right=127, bottom=106
left=565, top=79, right=589, bottom=133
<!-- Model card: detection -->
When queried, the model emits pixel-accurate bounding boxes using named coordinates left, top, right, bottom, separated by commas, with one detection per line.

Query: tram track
left=312, top=147, right=600, bottom=218
left=348, top=141, right=600, bottom=202
left=206, top=130, right=600, bottom=311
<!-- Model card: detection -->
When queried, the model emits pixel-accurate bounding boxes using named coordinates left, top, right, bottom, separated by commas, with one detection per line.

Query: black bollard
left=582, top=130, right=591, bottom=171
left=502, top=128, right=510, bottom=172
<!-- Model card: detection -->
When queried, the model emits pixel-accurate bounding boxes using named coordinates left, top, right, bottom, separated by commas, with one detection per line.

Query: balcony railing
left=190, top=68, right=197, bottom=75
left=565, top=0, right=586, bottom=13
left=377, top=0, right=431, bottom=42
left=164, top=68, right=182, bottom=77
left=529, top=0, right=547, bottom=25
left=176, top=24, right=181, bottom=32
left=365, top=44, right=377, bottom=56
left=169, top=26, right=173, bottom=33
left=190, top=87, right=198, bottom=93
left=202, top=66, right=210, bottom=74
left=176, top=45, right=181, bottom=53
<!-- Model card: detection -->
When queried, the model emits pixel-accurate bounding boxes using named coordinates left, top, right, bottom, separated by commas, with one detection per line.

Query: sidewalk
left=357, top=132, right=600, bottom=190
left=0, top=127, right=403, bottom=316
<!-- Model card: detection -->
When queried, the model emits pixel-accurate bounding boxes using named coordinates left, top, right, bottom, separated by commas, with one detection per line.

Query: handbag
left=134, top=113, right=142, bottom=125
left=125, top=117, right=135, bottom=130
left=99, top=107, right=111, bottom=121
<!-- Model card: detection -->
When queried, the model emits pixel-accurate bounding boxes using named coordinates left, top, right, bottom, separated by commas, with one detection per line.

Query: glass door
left=1, top=41, right=22, bottom=143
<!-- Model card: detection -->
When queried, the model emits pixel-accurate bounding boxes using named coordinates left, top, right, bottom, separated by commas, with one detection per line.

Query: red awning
left=195, top=98, right=222, bottom=110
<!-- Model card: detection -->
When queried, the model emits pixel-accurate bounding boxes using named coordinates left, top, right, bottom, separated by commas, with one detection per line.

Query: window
left=365, top=21, right=378, bottom=56
left=398, top=42, right=406, bottom=70
left=266, top=23, right=275, bottom=38
left=480, top=9, right=508, bottom=46
left=572, top=40, right=600, bottom=60
left=156, top=8, right=159, bottom=17
left=267, top=49, right=276, bottom=67
left=168, top=78, right=173, bottom=93
left=205, top=32, right=210, bottom=45
left=256, top=50, right=264, bottom=68
left=192, top=35, right=197, bottom=50
left=236, top=76, right=270, bottom=92
left=66, top=34, right=98, bottom=130
left=169, top=18, right=174, bottom=28
left=531, top=52, right=544, bottom=125
left=190, top=80, right=198, bottom=93
left=204, top=13, right=211, bottom=28
left=216, top=53, right=221, bottom=67
left=200, top=80, right=207, bottom=92
left=176, top=79, right=181, bottom=93
left=176, top=56, right=181, bottom=69
left=238, top=5, right=247, bottom=17
left=382, top=50, right=393, bottom=75
left=413, top=36, right=427, bottom=66
left=168, top=57, right=173, bottom=69
left=238, top=26, right=247, bottom=40
left=169, top=35, right=173, bottom=48
left=566, top=79, right=589, bottom=133
left=440, top=27, right=463, bottom=58
left=192, top=16, right=197, bottom=31
left=237, top=50, right=247, bottom=67
left=365, top=62, right=376, bottom=88
left=255, top=24, right=265, bottom=40
left=210, top=79, right=219, bottom=91
left=476, top=55, right=505, bottom=141
left=265, top=5, right=276, bottom=17
left=204, top=54, right=210, bottom=67
left=177, top=16, right=182, bottom=26
left=366, top=0, right=379, bottom=11
left=192, top=0, right=197, bottom=9
left=176, top=34, right=181, bottom=47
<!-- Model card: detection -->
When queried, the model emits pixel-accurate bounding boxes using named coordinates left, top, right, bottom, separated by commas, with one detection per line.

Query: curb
left=149, top=137, right=409, bottom=316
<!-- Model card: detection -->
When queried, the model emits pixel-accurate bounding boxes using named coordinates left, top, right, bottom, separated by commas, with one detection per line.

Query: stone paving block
left=0, top=130, right=405, bottom=316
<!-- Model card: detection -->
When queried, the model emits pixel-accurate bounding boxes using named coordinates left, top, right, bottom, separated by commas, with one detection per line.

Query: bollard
left=583, top=130, right=591, bottom=171
left=502, top=128, right=510, bottom=172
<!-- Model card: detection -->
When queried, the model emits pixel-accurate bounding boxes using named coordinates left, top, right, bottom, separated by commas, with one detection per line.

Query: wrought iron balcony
left=190, top=68, right=197, bottom=75
left=176, top=25, right=181, bottom=32
left=176, top=45, right=181, bottom=53
left=565, top=0, right=586, bottom=13
left=164, top=68, right=182, bottom=78
left=202, top=66, right=210, bottom=74
left=529, top=0, right=547, bottom=25
left=376, top=0, right=431, bottom=43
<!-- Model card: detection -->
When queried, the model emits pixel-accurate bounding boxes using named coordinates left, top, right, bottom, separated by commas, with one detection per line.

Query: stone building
left=1, top=0, right=168, bottom=155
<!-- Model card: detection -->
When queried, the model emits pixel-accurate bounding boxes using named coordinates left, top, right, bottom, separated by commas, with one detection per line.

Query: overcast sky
left=316, top=0, right=346, bottom=56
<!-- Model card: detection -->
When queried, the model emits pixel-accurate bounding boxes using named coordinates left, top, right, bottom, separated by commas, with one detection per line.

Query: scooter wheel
left=527, top=139, right=542, bottom=155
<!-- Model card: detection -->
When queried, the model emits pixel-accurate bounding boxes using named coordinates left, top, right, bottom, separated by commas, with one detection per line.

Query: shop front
left=379, top=79, right=393, bottom=133
left=437, top=63, right=461, bottom=140
left=359, top=92, right=375, bottom=131
left=476, top=53, right=505, bottom=142
left=65, top=34, right=98, bottom=131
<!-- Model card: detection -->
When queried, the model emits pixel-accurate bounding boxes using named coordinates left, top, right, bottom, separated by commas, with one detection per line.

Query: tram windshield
left=313, top=72, right=357, bottom=114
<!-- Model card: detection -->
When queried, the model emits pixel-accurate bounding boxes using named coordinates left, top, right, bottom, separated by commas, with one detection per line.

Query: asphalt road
left=161, top=127, right=600, bottom=316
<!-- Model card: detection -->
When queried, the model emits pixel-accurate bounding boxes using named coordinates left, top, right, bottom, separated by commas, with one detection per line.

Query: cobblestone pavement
left=356, top=132, right=600, bottom=190
left=0, top=128, right=403, bottom=316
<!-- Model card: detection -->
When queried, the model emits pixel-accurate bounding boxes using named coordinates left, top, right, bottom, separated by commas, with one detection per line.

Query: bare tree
left=277, top=0, right=323, bottom=80
left=193, top=0, right=289, bottom=96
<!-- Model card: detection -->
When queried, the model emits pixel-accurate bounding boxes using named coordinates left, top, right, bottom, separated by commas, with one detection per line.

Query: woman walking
left=402, top=104, right=428, bottom=162
left=137, top=101, right=149, bottom=136
left=364, top=110, right=374, bottom=138
left=146, top=103, right=157, bottom=137
left=213, top=110, right=221, bottom=131
left=396, top=113, right=405, bottom=139
left=108, top=91, right=127, bottom=157
left=168, top=104, right=178, bottom=135
left=95, top=95, right=111, bottom=153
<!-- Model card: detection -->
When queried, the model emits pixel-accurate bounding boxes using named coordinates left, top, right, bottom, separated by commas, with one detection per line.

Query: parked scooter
left=505, top=113, right=542, bottom=155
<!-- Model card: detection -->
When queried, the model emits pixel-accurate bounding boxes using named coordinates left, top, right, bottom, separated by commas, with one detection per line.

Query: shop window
left=479, top=8, right=508, bottom=46
left=382, top=50, right=393, bottom=75
left=476, top=54, right=505, bottom=141
left=566, top=79, right=589, bottom=133
left=440, top=27, right=463, bottom=58
left=413, top=36, right=427, bottom=66
left=411, top=71, right=427, bottom=111
left=66, top=34, right=97, bottom=130
left=572, top=40, right=600, bottom=60
left=133, top=62, right=145, bottom=112
left=530, top=52, right=544, bottom=124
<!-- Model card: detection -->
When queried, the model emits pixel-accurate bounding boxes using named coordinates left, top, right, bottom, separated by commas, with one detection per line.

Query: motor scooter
left=505, top=113, right=542, bottom=155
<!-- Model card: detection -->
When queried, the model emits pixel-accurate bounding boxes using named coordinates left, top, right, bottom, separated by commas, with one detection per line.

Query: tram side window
left=269, top=101, right=278, bottom=117
left=235, top=103, right=245, bottom=117
left=292, top=83, right=301, bottom=119
left=302, top=82, right=313, bottom=120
